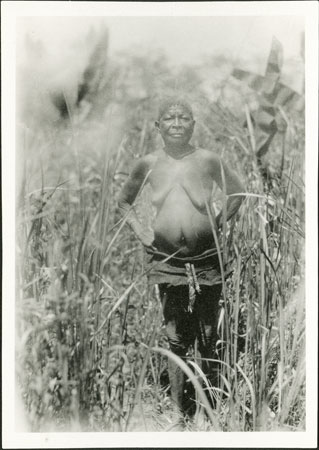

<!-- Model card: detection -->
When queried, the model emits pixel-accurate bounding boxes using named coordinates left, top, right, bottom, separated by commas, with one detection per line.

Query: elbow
left=229, top=194, right=244, bottom=217
left=118, top=193, right=132, bottom=218
left=234, top=183, right=245, bottom=205
left=230, top=191, right=244, bottom=204
left=117, top=193, right=127, bottom=216
left=118, top=202, right=127, bottom=218
left=238, top=193, right=245, bottom=206
left=236, top=193, right=245, bottom=210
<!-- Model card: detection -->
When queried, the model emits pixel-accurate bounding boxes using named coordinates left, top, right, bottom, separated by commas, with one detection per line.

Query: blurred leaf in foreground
left=232, top=36, right=302, bottom=157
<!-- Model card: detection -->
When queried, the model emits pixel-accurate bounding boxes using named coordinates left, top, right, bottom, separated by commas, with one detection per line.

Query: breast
left=152, top=185, right=214, bottom=255
left=151, top=172, right=212, bottom=212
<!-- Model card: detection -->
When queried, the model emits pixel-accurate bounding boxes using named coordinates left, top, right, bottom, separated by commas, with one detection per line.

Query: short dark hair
left=157, top=96, right=193, bottom=120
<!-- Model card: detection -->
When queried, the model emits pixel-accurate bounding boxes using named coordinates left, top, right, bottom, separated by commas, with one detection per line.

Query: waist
left=146, top=248, right=221, bottom=268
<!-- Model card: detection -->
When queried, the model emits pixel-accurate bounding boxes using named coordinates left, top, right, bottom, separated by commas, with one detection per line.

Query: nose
left=172, top=116, right=182, bottom=127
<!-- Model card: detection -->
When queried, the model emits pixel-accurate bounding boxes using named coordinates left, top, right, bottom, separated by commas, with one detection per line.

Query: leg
left=194, top=284, right=222, bottom=402
left=159, top=284, right=196, bottom=414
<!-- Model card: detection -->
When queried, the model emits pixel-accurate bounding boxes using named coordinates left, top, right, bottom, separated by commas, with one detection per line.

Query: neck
left=164, top=144, right=194, bottom=159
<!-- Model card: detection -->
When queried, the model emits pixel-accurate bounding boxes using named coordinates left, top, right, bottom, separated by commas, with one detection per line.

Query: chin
left=166, top=138, right=190, bottom=147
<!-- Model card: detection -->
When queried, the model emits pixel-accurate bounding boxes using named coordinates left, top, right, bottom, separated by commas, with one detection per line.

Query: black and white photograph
left=2, top=1, right=318, bottom=448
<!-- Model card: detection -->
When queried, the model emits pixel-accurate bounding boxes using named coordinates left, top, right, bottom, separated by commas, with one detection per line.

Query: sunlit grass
left=16, top=50, right=305, bottom=432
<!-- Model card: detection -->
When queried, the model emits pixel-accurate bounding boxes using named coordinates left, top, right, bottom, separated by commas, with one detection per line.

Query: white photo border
left=2, top=1, right=318, bottom=448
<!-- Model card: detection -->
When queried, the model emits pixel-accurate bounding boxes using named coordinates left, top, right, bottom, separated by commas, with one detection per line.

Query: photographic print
left=2, top=1, right=318, bottom=448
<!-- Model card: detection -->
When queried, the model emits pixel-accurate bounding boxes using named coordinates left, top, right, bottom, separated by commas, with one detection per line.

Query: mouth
left=170, top=133, right=184, bottom=137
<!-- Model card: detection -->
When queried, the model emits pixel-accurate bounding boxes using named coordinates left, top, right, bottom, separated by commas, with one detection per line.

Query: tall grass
left=16, top=47, right=305, bottom=431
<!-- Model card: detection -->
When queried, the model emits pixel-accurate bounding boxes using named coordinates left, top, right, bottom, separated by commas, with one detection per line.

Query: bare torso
left=148, top=149, right=220, bottom=256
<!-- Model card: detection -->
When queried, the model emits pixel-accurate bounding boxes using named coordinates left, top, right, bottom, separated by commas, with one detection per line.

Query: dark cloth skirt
left=145, top=248, right=229, bottom=287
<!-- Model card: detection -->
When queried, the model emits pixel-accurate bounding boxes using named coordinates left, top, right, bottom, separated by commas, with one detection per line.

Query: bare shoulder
left=145, top=151, right=160, bottom=166
left=133, top=153, right=155, bottom=170
left=129, top=152, right=158, bottom=181
left=195, top=148, right=221, bottom=167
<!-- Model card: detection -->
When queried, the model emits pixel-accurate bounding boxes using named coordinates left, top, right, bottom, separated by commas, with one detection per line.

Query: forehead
left=161, top=104, right=192, bottom=117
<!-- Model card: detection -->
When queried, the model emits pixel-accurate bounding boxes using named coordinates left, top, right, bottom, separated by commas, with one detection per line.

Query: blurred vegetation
left=16, top=26, right=305, bottom=431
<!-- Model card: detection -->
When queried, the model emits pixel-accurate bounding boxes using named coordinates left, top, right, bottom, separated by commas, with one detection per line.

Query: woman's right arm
left=118, top=157, right=156, bottom=249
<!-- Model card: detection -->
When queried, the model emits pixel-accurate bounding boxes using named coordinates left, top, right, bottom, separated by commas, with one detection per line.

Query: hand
left=137, top=229, right=157, bottom=252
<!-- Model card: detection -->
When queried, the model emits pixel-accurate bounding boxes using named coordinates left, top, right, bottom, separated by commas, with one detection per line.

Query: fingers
left=145, top=244, right=157, bottom=253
